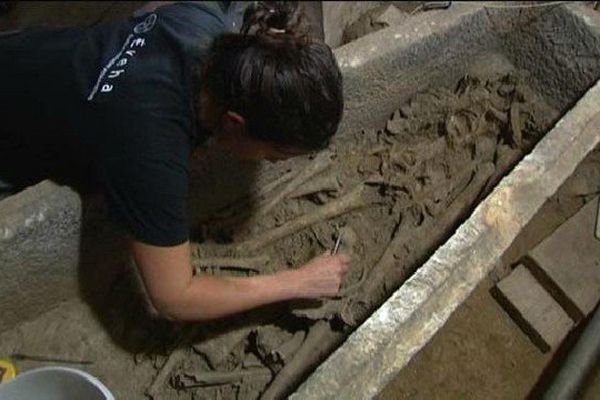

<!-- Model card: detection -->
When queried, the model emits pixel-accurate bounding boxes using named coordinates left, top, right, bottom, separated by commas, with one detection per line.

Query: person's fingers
left=339, top=261, right=351, bottom=274
left=319, top=250, right=350, bottom=259
left=330, top=255, right=350, bottom=272
left=325, top=254, right=347, bottom=263
left=337, top=253, right=351, bottom=264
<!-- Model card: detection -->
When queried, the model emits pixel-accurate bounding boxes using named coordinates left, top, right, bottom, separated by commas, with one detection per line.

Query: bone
left=146, top=326, right=203, bottom=399
left=200, top=169, right=296, bottom=224
left=236, top=184, right=376, bottom=252
left=268, top=330, right=306, bottom=367
left=487, top=105, right=508, bottom=124
left=288, top=174, right=340, bottom=199
left=256, top=169, right=298, bottom=199
left=256, top=151, right=333, bottom=217
left=199, top=153, right=333, bottom=236
left=291, top=298, right=344, bottom=321
left=251, top=325, right=293, bottom=367
left=146, top=347, right=189, bottom=399
left=342, top=162, right=496, bottom=326
left=197, top=170, right=306, bottom=242
left=259, top=321, right=346, bottom=400
left=174, top=367, right=272, bottom=388
left=193, top=325, right=255, bottom=370
left=164, top=73, right=549, bottom=399
left=510, top=101, right=523, bottom=147
left=254, top=164, right=497, bottom=399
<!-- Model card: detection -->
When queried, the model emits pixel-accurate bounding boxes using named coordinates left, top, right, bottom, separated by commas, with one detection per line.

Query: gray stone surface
left=0, top=182, right=82, bottom=331
left=1, top=3, right=600, bottom=398
left=527, top=197, right=600, bottom=320
left=334, top=3, right=600, bottom=140
left=322, top=1, right=421, bottom=48
left=0, top=181, right=130, bottom=333
left=375, top=5, right=408, bottom=27
left=491, top=3, right=600, bottom=112
left=322, top=1, right=382, bottom=48
left=495, top=265, right=573, bottom=352
left=293, top=3, right=600, bottom=392
left=333, top=4, right=503, bottom=138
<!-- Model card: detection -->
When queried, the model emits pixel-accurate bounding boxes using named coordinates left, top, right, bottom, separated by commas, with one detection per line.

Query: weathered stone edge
left=293, top=38, right=600, bottom=400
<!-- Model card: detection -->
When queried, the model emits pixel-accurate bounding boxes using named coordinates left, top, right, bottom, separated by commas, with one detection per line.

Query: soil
left=1, top=3, right=580, bottom=400
left=339, top=2, right=421, bottom=46
left=341, top=4, right=401, bottom=45
left=379, top=278, right=552, bottom=400
left=1, top=6, right=561, bottom=385
left=150, top=71, right=555, bottom=399
left=379, top=146, right=600, bottom=400
left=0, top=60, right=558, bottom=398
left=3, top=148, right=599, bottom=400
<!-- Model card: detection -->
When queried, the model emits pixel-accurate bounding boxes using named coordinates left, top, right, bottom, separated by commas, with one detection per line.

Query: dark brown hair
left=203, top=1, right=343, bottom=151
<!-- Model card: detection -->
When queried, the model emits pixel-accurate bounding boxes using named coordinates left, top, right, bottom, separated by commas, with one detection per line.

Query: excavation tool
left=331, top=231, right=343, bottom=256
left=10, top=354, right=93, bottom=365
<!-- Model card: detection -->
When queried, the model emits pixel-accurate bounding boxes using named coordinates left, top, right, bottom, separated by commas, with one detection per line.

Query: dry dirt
left=379, top=145, right=600, bottom=400
left=0, top=48, right=558, bottom=398
left=138, top=71, right=556, bottom=399
left=5, top=3, right=598, bottom=400
left=379, top=279, right=551, bottom=400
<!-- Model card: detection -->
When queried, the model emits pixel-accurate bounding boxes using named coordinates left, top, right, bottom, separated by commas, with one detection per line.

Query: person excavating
left=0, top=1, right=350, bottom=320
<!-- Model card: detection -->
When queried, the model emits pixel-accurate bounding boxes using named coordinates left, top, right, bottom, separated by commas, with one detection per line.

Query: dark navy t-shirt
left=0, top=2, right=227, bottom=246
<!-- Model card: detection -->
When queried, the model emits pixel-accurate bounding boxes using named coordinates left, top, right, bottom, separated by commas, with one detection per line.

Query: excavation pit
left=1, top=3, right=600, bottom=400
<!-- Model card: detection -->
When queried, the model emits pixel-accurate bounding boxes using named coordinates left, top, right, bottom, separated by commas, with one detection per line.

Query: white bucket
left=0, top=366, right=114, bottom=400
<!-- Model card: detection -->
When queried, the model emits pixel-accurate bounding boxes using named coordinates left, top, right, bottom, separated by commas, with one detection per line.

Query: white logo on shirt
left=87, top=13, right=157, bottom=100
left=134, top=13, right=157, bottom=34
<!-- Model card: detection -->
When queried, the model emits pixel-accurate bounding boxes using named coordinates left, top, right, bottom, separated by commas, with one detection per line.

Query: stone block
left=374, top=5, right=408, bottom=27
left=525, top=197, right=600, bottom=320
left=494, top=265, right=574, bottom=352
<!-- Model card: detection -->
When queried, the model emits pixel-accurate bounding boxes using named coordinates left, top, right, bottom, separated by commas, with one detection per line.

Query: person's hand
left=289, top=252, right=351, bottom=299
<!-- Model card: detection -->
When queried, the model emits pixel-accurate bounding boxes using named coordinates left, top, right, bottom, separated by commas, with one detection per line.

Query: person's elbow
left=131, top=240, right=204, bottom=321
left=147, top=286, right=216, bottom=322
left=148, top=291, right=194, bottom=321
left=149, top=295, right=185, bottom=321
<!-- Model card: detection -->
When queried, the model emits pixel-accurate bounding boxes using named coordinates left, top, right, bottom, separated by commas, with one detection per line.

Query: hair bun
left=242, top=1, right=305, bottom=39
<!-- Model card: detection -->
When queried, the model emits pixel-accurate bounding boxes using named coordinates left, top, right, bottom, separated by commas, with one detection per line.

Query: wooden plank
left=526, top=197, right=600, bottom=321
left=493, top=265, right=574, bottom=352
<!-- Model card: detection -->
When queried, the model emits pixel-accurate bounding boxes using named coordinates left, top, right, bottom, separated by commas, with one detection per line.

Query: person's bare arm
left=132, top=240, right=350, bottom=321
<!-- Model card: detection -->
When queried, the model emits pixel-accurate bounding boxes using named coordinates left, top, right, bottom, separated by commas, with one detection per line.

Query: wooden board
left=494, top=265, right=574, bottom=352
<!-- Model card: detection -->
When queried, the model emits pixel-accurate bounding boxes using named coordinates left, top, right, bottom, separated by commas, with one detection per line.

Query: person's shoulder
left=158, top=2, right=227, bottom=19
left=155, top=2, right=226, bottom=31
left=79, top=13, right=187, bottom=103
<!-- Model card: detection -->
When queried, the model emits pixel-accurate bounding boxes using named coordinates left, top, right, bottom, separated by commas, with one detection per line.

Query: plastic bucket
left=0, top=366, right=114, bottom=400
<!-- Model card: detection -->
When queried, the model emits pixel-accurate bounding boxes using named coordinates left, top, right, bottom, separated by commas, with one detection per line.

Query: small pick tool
left=331, top=230, right=343, bottom=256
